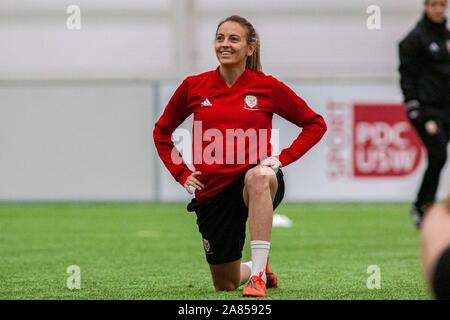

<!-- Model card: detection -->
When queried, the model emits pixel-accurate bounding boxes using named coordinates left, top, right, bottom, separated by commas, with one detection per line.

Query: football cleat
left=411, top=203, right=430, bottom=229
left=411, top=205, right=423, bottom=229
left=265, top=259, right=278, bottom=289
left=246, top=256, right=278, bottom=289
left=242, top=272, right=266, bottom=297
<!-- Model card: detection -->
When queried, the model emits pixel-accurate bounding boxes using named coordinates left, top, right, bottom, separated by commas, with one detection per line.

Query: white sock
left=242, top=261, right=253, bottom=272
left=240, top=261, right=253, bottom=284
left=250, top=240, right=270, bottom=283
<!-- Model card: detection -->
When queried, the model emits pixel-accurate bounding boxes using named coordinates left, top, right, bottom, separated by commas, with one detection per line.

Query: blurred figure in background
left=421, top=196, right=450, bottom=299
left=398, top=0, right=450, bottom=228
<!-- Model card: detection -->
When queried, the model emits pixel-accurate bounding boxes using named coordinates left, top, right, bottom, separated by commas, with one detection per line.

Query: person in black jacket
left=398, top=0, right=450, bottom=228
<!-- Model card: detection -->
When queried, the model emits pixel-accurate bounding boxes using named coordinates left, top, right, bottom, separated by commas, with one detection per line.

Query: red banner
left=353, top=103, right=423, bottom=177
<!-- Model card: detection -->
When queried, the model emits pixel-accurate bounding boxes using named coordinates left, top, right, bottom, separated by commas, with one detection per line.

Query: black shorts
left=432, top=245, right=450, bottom=300
left=187, top=168, right=285, bottom=265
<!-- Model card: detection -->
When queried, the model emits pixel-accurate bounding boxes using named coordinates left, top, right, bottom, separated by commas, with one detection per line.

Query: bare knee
left=209, top=260, right=241, bottom=292
left=244, top=167, right=272, bottom=195
left=213, top=280, right=240, bottom=292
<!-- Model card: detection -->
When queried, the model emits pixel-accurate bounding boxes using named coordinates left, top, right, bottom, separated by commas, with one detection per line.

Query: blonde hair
left=216, top=15, right=262, bottom=72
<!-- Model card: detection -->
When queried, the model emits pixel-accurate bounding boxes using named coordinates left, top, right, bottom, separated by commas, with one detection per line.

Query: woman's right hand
left=183, top=171, right=205, bottom=195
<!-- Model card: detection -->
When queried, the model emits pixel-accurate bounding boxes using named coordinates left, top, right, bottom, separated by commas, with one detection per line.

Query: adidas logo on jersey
left=201, top=98, right=213, bottom=107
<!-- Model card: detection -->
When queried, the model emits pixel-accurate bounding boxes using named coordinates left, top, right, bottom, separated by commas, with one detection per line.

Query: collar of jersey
left=214, top=66, right=251, bottom=90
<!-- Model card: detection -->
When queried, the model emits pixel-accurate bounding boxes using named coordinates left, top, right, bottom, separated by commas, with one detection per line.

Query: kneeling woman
left=153, top=15, right=327, bottom=297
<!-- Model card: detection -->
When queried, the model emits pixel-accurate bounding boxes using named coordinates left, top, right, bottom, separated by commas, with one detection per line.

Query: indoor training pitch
left=0, top=203, right=429, bottom=300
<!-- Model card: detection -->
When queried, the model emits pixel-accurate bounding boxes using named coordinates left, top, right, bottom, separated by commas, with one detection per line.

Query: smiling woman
left=153, top=14, right=327, bottom=298
left=215, top=15, right=262, bottom=77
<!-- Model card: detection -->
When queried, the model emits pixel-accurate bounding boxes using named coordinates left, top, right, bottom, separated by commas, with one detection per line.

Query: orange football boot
left=265, top=258, right=278, bottom=289
left=246, top=256, right=278, bottom=289
left=242, top=272, right=266, bottom=297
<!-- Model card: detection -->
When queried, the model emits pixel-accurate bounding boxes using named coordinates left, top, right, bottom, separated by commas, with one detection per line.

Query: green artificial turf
left=0, top=203, right=430, bottom=300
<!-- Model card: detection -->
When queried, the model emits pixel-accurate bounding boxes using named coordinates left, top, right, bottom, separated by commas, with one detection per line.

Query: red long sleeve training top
left=153, top=67, right=327, bottom=202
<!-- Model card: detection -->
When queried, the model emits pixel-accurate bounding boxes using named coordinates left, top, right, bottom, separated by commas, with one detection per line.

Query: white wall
left=1, top=0, right=449, bottom=201
left=0, top=1, right=172, bottom=79
left=1, top=0, right=443, bottom=79
left=0, top=82, right=156, bottom=201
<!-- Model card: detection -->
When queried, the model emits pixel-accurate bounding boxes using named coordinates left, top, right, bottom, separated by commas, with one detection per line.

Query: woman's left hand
left=260, top=156, right=282, bottom=173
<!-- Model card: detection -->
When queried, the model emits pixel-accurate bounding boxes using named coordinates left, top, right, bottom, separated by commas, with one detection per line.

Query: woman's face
left=215, top=21, right=255, bottom=68
left=425, top=0, right=447, bottom=23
